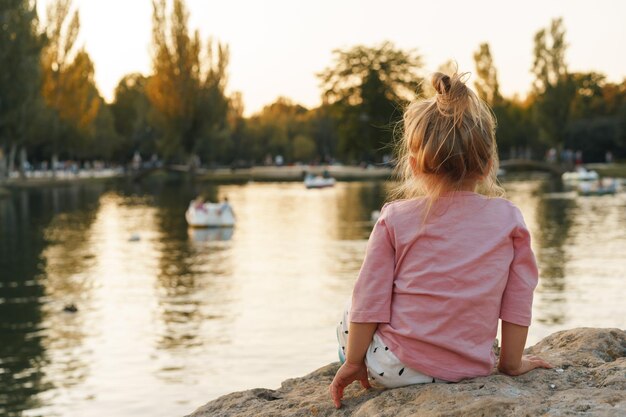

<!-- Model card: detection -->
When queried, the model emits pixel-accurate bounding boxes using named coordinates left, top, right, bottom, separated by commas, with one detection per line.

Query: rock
left=188, top=328, right=626, bottom=417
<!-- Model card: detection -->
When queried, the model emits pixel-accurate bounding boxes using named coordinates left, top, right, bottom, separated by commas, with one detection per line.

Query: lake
left=1, top=178, right=625, bottom=417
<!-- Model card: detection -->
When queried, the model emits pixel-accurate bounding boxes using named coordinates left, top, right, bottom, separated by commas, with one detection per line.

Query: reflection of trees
left=150, top=183, right=233, bottom=352
left=335, top=181, right=390, bottom=240
left=0, top=185, right=101, bottom=416
left=533, top=186, right=576, bottom=325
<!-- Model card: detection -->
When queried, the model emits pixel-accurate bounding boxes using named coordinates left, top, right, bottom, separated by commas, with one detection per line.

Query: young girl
left=330, top=72, right=552, bottom=408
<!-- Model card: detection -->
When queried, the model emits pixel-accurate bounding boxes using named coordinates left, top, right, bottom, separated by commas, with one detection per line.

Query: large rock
left=189, top=328, right=625, bottom=416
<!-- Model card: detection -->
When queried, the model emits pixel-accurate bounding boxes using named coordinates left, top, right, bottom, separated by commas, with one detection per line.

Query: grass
left=586, top=163, right=626, bottom=178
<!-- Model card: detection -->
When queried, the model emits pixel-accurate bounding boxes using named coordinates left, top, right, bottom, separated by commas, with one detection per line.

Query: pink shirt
left=350, top=192, right=538, bottom=382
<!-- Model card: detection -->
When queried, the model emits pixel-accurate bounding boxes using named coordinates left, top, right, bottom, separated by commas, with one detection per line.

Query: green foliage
left=318, top=41, right=423, bottom=162
left=565, top=117, right=620, bottom=161
left=493, top=99, right=538, bottom=157
left=471, top=43, right=536, bottom=157
left=110, top=73, right=158, bottom=160
left=87, top=101, right=122, bottom=160
left=3, top=5, right=626, bottom=175
left=40, top=0, right=112, bottom=162
left=305, top=105, right=338, bottom=162
left=531, top=18, right=575, bottom=147
left=564, top=76, right=626, bottom=160
left=244, top=97, right=309, bottom=163
left=291, top=135, right=316, bottom=161
left=0, top=0, right=43, bottom=176
left=569, top=72, right=611, bottom=119
left=473, top=43, right=502, bottom=106
left=147, top=0, right=230, bottom=167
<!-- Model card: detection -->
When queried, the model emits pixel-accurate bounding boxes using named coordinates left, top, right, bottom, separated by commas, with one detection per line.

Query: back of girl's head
left=393, top=71, right=503, bottom=205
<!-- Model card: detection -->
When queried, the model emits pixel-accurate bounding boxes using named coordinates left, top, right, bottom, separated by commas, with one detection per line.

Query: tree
left=473, top=43, right=502, bottom=106
left=318, top=41, right=423, bottom=162
left=568, top=72, right=608, bottom=120
left=41, top=0, right=101, bottom=170
left=564, top=74, right=626, bottom=161
left=245, top=97, right=309, bottom=163
left=223, top=91, right=248, bottom=165
left=471, top=43, right=536, bottom=158
left=0, top=0, right=43, bottom=179
left=110, top=73, right=158, bottom=161
left=531, top=18, right=575, bottom=148
left=77, top=101, right=121, bottom=160
left=565, top=117, right=620, bottom=162
left=493, top=98, right=538, bottom=159
left=146, top=0, right=230, bottom=170
left=304, top=104, right=338, bottom=163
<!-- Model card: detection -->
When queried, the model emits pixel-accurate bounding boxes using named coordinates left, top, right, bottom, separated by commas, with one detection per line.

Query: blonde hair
left=391, top=71, right=504, bottom=212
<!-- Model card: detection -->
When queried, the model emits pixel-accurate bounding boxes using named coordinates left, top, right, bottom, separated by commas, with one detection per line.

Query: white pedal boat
left=186, top=202, right=235, bottom=227
left=304, top=175, right=336, bottom=189
left=562, top=167, right=599, bottom=182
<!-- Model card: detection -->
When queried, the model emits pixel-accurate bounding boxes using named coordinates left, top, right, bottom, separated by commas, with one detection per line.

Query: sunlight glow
left=37, top=0, right=626, bottom=115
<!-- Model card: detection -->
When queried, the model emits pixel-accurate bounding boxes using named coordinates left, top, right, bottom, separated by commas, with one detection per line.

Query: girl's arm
left=498, top=321, right=552, bottom=376
left=330, top=206, right=394, bottom=408
left=329, top=322, right=377, bottom=409
left=345, top=322, right=378, bottom=364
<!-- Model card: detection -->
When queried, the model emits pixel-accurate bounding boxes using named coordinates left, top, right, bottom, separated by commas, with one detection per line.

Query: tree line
left=1, top=1, right=625, bottom=180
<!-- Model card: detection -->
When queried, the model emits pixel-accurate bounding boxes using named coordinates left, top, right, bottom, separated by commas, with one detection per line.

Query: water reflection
left=187, top=228, right=234, bottom=243
left=0, top=185, right=103, bottom=417
left=505, top=179, right=626, bottom=342
left=0, top=179, right=625, bottom=416
left=335, top=181, right=389, bottom=239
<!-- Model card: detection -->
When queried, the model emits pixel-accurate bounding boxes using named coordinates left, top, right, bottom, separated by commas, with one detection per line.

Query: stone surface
left=189, top=328, right=626, bottom=417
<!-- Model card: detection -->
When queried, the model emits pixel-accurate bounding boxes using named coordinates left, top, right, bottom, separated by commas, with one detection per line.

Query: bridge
left=499, top=159, right=566, bottom=176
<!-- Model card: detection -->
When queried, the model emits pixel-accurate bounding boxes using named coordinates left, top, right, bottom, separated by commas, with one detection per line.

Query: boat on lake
left=186, top=201, right=235, bottom=227
left=304, top=173, right=336, bottom=189
left=577, top=178, right=619, bottom=196
left=562, top=167, right=599, bottom=182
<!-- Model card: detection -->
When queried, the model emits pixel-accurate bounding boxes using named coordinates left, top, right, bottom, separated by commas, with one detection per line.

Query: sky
left=37, top=0, right=626, bottom=116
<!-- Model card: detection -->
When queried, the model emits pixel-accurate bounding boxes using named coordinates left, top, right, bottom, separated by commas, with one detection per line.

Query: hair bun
left=432, top=72, right=451, bottom=95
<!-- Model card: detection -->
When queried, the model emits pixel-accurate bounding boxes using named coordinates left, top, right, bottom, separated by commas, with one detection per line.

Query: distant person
left=218, top=196, right=234, bottom=218
left=330, top=72, right=551, bottom=408
left=605, top=151, right=613, bottom=164
left=575, top=150, right=583, bottom=166
left=132, top=151, right=142, bottom=170
left=193, top=195, right=207, bottom=211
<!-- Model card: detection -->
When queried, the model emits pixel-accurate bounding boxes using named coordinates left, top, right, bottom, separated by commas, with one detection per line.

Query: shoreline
left=188, top=328, right=625, bottom=417
left=1, top=165, right=394, bottom=188
left=196, top=165, right=394, bottom=183
left=2, top=162, right=625, bottom=190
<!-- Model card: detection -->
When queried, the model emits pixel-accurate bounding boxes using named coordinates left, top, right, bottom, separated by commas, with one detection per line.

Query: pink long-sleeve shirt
left=351, top=192, right=538, bottom=382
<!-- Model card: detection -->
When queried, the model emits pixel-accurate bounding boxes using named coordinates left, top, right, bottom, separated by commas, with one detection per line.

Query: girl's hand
left=498, top=354, right=553, bottom=376
left=329, top=361, right=371, bottom=409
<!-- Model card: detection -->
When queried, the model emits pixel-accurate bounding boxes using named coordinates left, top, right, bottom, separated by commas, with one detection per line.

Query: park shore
left=188, top=328, right=626, bottom=417
left=1, top=164, right=394, bottom=188
left=196, top=165, right=393, bottom=182
left=3, top=162, right=626, bottom=190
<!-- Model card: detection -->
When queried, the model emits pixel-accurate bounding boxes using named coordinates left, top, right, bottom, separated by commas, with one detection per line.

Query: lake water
left=1, top=178, right=625, bottom=417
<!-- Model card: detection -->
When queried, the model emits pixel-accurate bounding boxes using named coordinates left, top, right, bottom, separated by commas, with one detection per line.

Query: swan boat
left=186, top=202, right=235, bottom=227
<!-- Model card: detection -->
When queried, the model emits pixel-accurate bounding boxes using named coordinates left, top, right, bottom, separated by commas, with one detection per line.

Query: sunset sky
left=37, top=0, right=626, bottom=115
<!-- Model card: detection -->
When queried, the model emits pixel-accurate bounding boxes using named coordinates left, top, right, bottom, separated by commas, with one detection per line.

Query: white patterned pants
left=336, top=301, right=447, bottom=388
